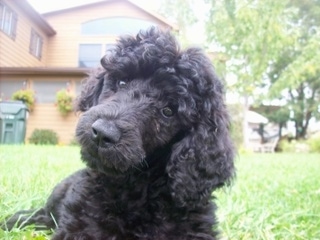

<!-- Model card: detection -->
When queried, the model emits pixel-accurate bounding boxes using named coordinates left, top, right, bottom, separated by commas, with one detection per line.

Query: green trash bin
left=0, top=101, right=28, bottom=144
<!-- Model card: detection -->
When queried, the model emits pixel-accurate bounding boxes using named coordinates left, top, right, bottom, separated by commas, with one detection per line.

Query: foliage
left=158, top=0, right=198, bottom=45
left=278, top=138, right=319, bottom=153
left=267, top=0, right=320, bottom=139
left=277, top=140, right=291, bottom=152
left=228, top=104, right=244, bottom=148
left=29, top=129, right=59, bottom=145
left=11, top=89, right=35, bottom=111
left=253, top=105, right=291, bottom=137
left=69, top=137, right=79, bottom=146
left=308, top=137, right=320, bottom=153
left=205, top=0, right=320, bottom=140
left=55, top=89, right=74, bottom=115
left=205, top=0, right=291, bottom=98
left=259, top=106, right=290, bottom=126
left=278, top=136, right=320, bottom=153
left=205, top=0, right=292, bottom=147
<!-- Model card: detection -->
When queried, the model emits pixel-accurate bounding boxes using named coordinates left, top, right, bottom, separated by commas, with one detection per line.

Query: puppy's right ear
left=75, top=70, right=105, bottom=112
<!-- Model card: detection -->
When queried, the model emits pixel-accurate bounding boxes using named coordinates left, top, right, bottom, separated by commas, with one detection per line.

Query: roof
left=16, top=0, right=56, bottom=36
left=42, top=0, right=178, bottom=31
left=247, top=111, right=268, bottom=124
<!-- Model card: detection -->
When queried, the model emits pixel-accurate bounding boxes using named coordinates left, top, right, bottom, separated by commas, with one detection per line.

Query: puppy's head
left=76, top=75, right=185, bottom=175
left=76, top=27, right=235, bottom=205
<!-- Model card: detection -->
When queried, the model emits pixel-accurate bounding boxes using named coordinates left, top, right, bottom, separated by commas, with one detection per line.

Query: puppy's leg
left=2, top=169, right=88, bottom=231
left=1, top=208, right=55, bottom=230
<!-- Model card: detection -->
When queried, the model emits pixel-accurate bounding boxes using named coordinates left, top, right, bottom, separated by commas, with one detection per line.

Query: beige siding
left=1, top=74, right=84, bottom=144
left=26, top=104, right=79, bottom=144
left=0, top=0, right=49, bottom=67
left=44, top=1, right=170, bottom=67
left=1, top=0, right=174, bottom=144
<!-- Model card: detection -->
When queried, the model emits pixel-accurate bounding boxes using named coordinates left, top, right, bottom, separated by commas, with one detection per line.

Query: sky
left=27, top=0, right=207, bottom=44
left=27, top=0, right=160, bottom=13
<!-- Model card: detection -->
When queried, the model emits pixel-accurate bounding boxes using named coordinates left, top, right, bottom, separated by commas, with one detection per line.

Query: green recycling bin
left=0, top=101, right=28, bottom=144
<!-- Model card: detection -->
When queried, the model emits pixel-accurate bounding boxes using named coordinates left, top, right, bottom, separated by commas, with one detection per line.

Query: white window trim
left=29, top=28, right=43, bottom=60
left=0, top=2, right=18, bottom=39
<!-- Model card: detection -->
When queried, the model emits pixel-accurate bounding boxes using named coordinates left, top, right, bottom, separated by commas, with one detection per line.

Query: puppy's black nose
left=91, top=119, right=121, bottom=147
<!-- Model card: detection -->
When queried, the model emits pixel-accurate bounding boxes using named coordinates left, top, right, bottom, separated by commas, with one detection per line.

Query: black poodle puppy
left=3, top=27, right=235, bottom=239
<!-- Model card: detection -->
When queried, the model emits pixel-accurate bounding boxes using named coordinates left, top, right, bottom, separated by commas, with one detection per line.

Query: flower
left=11, top=89, right=35, bottom=111
left=55, top=88, right=74, bottom=115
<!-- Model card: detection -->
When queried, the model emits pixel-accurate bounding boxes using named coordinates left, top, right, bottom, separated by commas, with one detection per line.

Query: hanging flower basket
left=12, top=89, right=35, bottom=111
left=55, top=88, right=74, bottom=115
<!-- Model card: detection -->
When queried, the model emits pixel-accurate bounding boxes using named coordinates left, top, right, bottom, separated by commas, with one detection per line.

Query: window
left=33, top=80, right=67, bottom=103
left=29, top=29, right=43, bottom=59
left=0, top=2, right=18, bottom=39
left=0, top=80, right=26, bottom=101
left=79, top=44, right=102, bottom=67
left=81, top=17, right=156, bottom=36
left=78, top=44, right=115, bottom=67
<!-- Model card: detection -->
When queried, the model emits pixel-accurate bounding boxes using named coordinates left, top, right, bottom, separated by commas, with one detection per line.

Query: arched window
left=78, top=44, right=115, bottom=67
left=81, top=17, right=157, bottom=35
left=78, top=44, right=102, bottom=67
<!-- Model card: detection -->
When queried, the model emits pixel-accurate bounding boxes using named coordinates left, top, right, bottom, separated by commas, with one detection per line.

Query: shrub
left=55, top=89, right=74, bottom=115
left=278, top=139, right=295, bottom=152
left=308, top=137, right=320, bottom=153
left=12, top=89, right=35, bottom=111
left=278, top=139, right=309, bottom=153
left=69, top=137, right=79, bottom=146
left=29, top=129, right=59, bottom=145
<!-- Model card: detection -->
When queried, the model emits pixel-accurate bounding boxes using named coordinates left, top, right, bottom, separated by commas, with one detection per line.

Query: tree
left=206, top=0, right=320, bottom=142
left=205, top=0, right=291, bottom=147
left=158, top=0, right=198, bottom=46
left=268, top=0, right=320, bottom=139
left=252, top=105, right=291, bottom=138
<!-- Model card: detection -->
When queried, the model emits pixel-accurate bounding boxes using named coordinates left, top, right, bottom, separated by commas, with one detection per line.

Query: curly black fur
left=3, top=27, right=235, bottom=239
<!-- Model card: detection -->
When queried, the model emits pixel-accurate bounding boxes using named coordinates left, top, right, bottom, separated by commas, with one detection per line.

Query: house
left=0, top=0, right=177, bottom=144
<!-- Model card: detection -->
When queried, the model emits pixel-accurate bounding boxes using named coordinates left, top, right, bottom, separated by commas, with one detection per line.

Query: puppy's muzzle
left=91, top=119, right=121, bottom=148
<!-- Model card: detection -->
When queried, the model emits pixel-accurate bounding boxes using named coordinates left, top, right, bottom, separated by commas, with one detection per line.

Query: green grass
left=0, top=145, right=319, bottom=239
left=216, top=153, right=320, bottom=240
left=0, top=145, right=84, bottom=239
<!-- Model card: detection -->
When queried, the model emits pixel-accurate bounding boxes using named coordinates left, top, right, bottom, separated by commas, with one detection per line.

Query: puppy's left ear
left=166, top=49, right=235, bottom=207
left=75, top=70, right=105, bottom=112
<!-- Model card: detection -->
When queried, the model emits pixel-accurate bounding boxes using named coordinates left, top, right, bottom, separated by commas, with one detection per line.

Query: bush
left=29, top=129, right=59, bottom=145
left=12, top=89, right=35, bottom=111
left=278, top=139, right=295, bottom=152
left=69, top=137, right=79, bottom=146
left=308, top=137, right=320, bottom=153
left=278, top=139, right=309, bottom=153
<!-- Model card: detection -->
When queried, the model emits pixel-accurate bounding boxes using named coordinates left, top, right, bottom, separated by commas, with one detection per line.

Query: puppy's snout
left=91, top=119, right=121, bottom=147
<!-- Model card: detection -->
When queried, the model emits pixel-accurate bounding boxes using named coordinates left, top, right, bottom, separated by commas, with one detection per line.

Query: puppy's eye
left=118, top=80, right=127, bottom=88
left=161, top=107, right=174, bottom=118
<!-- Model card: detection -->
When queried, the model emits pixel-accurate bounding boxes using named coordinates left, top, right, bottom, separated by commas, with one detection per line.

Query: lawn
left=0, top=145, right=319, bottom=240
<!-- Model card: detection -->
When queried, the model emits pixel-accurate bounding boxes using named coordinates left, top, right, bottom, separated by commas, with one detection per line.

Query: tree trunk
left=278, top=122, right=283, bottom=138
left=294, top=110, right=312, bottom=139
left=295, top=120, right=305, bottom=139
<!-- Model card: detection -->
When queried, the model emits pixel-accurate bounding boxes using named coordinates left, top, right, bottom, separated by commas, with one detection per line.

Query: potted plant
left=55, top=88, right=74, bottom=115
left=12, top=89, right=35, bottom=111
